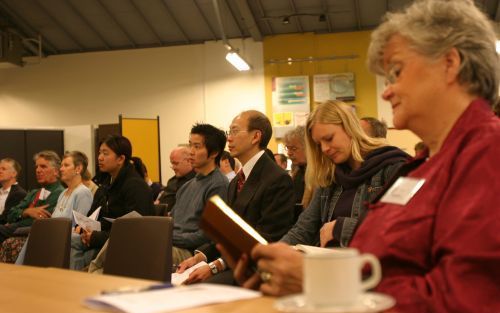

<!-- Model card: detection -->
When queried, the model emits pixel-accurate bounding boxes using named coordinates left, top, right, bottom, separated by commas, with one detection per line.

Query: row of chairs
left=25, top=217, right=173, bottom=282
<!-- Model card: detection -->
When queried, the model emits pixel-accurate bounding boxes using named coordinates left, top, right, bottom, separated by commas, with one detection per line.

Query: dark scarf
left=334, top=146, right=410, bottom=189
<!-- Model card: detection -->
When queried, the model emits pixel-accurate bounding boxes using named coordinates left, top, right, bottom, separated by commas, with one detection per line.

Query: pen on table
left=101, top=283, right=173, bottom=295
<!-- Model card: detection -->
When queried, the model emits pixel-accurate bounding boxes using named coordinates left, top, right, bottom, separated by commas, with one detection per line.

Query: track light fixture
left=213, top=0, right=252, bottom=71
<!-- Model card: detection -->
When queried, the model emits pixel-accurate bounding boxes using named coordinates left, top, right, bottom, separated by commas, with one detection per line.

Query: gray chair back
left=24, top=218, right=72, bottom=268
left=103, top=216, right=173, bottom=282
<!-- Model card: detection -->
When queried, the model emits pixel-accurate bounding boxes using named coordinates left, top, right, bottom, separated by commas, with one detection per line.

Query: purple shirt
left=351, top=99, right=500, bottom=313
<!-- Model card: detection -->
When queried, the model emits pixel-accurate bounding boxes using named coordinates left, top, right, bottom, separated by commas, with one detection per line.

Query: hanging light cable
left=212, top=0, right=251, bottom=71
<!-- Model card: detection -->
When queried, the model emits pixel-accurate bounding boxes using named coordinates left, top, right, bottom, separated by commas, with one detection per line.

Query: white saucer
left=274, top=292, right=395, bottom=313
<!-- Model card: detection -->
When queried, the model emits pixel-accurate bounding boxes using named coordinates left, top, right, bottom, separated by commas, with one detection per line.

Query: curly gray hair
left=367, top=0, right=499, bottom=106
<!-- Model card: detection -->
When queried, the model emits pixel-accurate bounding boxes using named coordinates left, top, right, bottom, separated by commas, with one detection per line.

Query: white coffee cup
left=303, top=248, right=381, bottom=307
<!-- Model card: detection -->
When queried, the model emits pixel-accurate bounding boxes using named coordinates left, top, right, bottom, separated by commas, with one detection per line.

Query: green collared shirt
left=7, top=181, right=64, bottom=226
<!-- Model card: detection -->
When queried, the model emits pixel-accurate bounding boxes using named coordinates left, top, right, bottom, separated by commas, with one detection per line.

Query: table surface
left=0, top=263, right=279, bottom=313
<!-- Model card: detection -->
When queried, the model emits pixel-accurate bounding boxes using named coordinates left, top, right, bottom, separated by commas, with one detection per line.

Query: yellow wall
left=263, top=31, right=376, bottom=151
left=121, top=118, right=161, bottom=182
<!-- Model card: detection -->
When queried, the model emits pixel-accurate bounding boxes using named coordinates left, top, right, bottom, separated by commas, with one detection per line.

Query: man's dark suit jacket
left=199, top=152, right=296, bottom=261
left=0, top=184, right=27, bottom=224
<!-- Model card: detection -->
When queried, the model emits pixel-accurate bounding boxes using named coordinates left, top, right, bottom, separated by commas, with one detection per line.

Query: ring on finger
left=259, top=271, right=272, bottom=283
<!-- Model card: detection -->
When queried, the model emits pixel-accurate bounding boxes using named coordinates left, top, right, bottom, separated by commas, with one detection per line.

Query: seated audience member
left=219, top=151, right=236, bottom=181
left=359, top=117, right=388, bottom=138
left=155, top=147, right=195, bottom=213
left=0, top=158, right=27, bottom=224
left=2, top=151, right=93, bottom=265
left=0, top=151, right=64, bottom=244
left=171, top=123, right=228, bottom=264
left=82, top=170, right=98, bottom=195
left=71, top=135, right=154, bottom=270
left=222, top=1, right=500, bottom=312
left=132, top=156, right=162, bottom=200
left=178, top=110, right=295, bottom=284
left=281, top=101, right=408, bottom=247
left=273, top=153, right=288, bottom=170
left=283, top=126, right=311, bottom=210
left=414, top=141, right=428, bottom=157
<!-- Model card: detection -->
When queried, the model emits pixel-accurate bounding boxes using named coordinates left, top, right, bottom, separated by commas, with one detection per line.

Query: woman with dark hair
left=72, top=135, right=154, bottom=270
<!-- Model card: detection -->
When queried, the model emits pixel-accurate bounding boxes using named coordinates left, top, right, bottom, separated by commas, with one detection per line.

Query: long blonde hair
left=305, top=100, right=387, bottom=189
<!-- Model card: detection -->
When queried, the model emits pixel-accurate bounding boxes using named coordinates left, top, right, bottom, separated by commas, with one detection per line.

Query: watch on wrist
left=208, top=262, right=218, bottom=275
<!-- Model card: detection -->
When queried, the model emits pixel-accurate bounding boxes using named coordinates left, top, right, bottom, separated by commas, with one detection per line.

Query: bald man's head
left=170, top=146, right=192, bottom=177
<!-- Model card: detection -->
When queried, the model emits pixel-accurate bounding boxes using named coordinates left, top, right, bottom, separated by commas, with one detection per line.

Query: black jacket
left=199, top=153, right=296, bottom=261
left=0, top=184, right=27, bottom=224
left=88, top=162, right=154, bottom=248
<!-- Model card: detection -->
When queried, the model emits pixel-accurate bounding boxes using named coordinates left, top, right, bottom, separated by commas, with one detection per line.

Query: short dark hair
left=220, top=151, right=235, bottom=170
left=190, top=123, right=227, bottom=166
left=246, top=110, right=272, bottom=149
left=1, top=158, right=22, bottom=177
left=101, top=135, right=132, bottom=162
left=63, top=151, right=89, bottom=177
left=360, top=117, right=387, bottom=138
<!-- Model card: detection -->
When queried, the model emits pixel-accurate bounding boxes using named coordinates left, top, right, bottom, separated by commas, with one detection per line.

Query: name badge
left=380, top=177, right=425, bottom=206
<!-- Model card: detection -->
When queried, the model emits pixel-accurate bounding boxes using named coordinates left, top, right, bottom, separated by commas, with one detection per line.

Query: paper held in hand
left=199, top=195, right=268, bottom=262
left=73, top=206, right=101, bottom=231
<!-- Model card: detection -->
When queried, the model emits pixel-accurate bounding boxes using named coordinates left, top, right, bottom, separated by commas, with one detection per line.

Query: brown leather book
left=200, top=195, right=268, bottom=262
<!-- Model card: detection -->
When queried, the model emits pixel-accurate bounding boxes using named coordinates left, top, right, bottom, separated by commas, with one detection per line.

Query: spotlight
left=282, top=16, right=290, bottom=25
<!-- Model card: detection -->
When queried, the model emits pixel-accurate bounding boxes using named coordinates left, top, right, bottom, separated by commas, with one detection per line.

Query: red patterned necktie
left=237, top=171, right=246, bottom=193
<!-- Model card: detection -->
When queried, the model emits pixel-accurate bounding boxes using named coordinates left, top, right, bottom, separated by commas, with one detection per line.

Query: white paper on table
left=171, top=261, right=208, bottom=286
left=73, top=210, right=101, bottom=231
left=84, top=283, right=261, bottom=313
left=294, top=244, right=335, bottom=255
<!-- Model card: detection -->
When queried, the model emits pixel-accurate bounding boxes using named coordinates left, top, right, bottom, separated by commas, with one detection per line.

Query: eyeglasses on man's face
left=225, top=129, right=249, bottom=137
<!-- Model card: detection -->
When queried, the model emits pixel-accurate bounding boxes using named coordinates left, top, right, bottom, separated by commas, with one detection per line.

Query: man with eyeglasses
left=177, top=110, right=295, bottom=284
left=283, top=125, right=311, bottom=215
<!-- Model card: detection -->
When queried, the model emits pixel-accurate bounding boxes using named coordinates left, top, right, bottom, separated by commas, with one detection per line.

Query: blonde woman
left=281, top=100, right=408, bottom=247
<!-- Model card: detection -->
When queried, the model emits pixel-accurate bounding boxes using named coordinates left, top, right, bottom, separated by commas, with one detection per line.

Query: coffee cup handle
left=359, top=253, right=382, bottom=291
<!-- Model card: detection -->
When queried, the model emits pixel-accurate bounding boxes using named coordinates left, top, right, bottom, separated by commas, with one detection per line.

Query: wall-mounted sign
left=313, top=73, right=356, bottom=102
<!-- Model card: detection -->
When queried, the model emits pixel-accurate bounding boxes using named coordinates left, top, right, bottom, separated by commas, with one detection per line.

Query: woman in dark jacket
left=72, top=135, right=154, bottom=269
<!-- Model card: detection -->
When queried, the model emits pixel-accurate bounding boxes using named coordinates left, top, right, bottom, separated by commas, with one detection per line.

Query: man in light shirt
left=0, top=158, right=27, bottom=224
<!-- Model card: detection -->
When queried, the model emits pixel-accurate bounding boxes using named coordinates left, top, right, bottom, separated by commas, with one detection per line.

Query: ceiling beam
left=65, top=0, right=110, bottom=50
left=235, top=0, right=262, bottom=41
left=321, top=0, right=333, bottom=32
left=0, top=0, right=58, bottom=54
left=96, top=0, right=137, bottom=48
left=288, top=0, right=303, bottom=33
left=159, top=0, right=190, bottom=44
left=129, top=0, right=162, bottom=45
left=34, top=0, right=84, bottom=51
left=222, top=0, right=244, bottom=37
left=255, top=0, right=273, bottom=35
left=192, top=0, right=217, bottom=41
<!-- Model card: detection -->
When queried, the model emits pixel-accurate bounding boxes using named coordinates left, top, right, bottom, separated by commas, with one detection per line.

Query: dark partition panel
left=94, top=124, right=120, bottom=174
left=0, top=130, right=27, bottom=189
left=0, top=129, right=64, bottom=191
left=25, top=130, right=64, bottom=190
